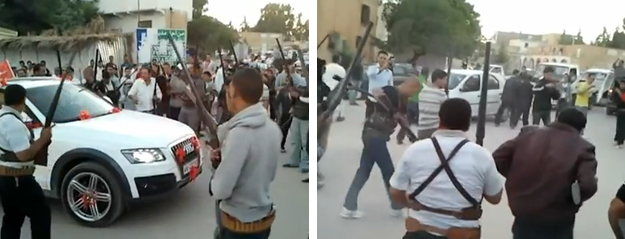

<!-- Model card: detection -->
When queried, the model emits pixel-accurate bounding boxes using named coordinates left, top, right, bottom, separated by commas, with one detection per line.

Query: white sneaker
left=390, top=209, right=403, bottom=218
left=340, top=207, right=364, bottom=219
left=614, top=141, right=619, bottom=146
left=617, top=145, right=624, bottom=149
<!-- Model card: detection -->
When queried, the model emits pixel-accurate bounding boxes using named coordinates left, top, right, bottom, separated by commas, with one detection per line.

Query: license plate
left=183, top=159, right=198, bottom=175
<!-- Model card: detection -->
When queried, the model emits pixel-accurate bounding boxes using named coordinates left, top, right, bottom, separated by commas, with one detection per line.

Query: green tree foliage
left=252, top=3, right=308, bottom=41
left=240, top=17, right=252, bottom=32
left=494, top=44, right=508, bottom=64
left=187, top=16, right=239, bottom=53
left=593, top=27, right=612, bottom=47
left=381, top=0, right=481, bottom=62
left=187, top=0, right=238, bottom=52
left=558, top=30, right=575, bottom=45
left=192, top=0, right=208, bottom=20
left=574, top=30, right=586, bottom=45
left=0, top=0, right=99, bottom=35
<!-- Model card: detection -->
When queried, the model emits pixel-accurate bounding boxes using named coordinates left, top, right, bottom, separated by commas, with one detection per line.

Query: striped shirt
left=418, top=85, right=447, bottom=130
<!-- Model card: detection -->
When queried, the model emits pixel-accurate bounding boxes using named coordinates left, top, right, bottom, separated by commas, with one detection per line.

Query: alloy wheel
left=66, top=172, right=113, bottom=222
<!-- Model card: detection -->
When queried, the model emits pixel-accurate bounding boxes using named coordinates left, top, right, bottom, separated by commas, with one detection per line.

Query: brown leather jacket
left=492, top=122, right=597, bottom=222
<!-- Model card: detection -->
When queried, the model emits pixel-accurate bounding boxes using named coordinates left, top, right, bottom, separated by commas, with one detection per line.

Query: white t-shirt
left=0, top=106, right=34, bottom=168
left=127, top=78, right=162, bottom=112
left=390, top=130, right=503, bottom=230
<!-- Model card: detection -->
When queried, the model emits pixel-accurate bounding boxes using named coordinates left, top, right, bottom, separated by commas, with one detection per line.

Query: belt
left=405, top=218, right=481, bottom=239
left=0, top=165, right=35, bottom=176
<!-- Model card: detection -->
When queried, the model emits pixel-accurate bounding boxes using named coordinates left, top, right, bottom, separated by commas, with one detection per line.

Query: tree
left=381, top=0, right=481, bottom=63
left=187, top=16, right=239, bottom=53
left=594, top=27, right=611, bottom=47
left=252, top=3, right=296, bottom=39
left=494, top=44, right=508, bottom=64
left=0, top=0, right=100, bottom=35
left=240, top=17, right=252, bottom=32
left=574, top=30, right=585, bottom=45
left=192, top=0, right=208, bottom=20
left=558, top=30, right=575, bottom=45
left=292, top=13, right=309, bottom=41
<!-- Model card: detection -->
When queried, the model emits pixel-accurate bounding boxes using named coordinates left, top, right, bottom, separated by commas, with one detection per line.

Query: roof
left=0, top=33, right=130, bottom=51
left=585, top=68, right=612, bottom=73
left=3, top=77, right=75, bottom=89
left=449, top=69, right=483, bottom=75
left=537, top=62, right=579, bottom=68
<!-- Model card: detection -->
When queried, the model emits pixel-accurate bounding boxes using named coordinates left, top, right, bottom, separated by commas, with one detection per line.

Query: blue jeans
left=343, top=137, right=402, bottom=211
left=348, top=81, right=361, bottom=103
left=288, top=117, right=309, bottom=171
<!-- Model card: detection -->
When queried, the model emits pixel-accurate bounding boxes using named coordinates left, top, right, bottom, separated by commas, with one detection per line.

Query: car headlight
left=121, top=148, right=166, bottom=164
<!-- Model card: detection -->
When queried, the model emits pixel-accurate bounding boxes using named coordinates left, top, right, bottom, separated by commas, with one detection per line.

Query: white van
left=447, top=69, right=507, bottom=118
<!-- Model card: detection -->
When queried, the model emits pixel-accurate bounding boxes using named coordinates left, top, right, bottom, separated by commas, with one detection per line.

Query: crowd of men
left=0, top=47, right=309, bottom=239
left=318, top=49, right=625, bottom=238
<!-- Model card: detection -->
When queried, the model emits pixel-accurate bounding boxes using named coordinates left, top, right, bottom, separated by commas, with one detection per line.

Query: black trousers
left=532, top=110, right=552, bottom=126
left=495, top=101, right=515, bottom=125
left=397, top=102, right=419, bottom=142
left=615, top=112, right=625, bottom=145
left=219, top=227, right=271, bottom=239
left=279, top=114, right=292, bottom=149
left=0, top=175, right=51, bottom=239
left=365, top=99, right=375, bottom=118
left=168, top=106, right=181, bottom=120
left=510, top=105, right=530, bottom=127
left=512, top=218, right=574, bottom=239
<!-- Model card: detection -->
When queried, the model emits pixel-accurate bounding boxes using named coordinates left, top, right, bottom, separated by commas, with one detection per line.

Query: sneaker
left=336, top=116, right=345, bottom=122
left=280, top=148, right=287, bottom=153
left=614, top=141, right=619, bottom=146
left=617, top=144, right=624, bottom=149
left=340, top=208, right=364, bottom=219
left=390, top=209, right=403, bottom=218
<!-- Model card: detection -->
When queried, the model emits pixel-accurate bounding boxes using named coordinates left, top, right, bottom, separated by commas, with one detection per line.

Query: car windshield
left=27, top=83, right=114, bottom=123
left=584, top=71, right=608, bottom=81
left=534, top=64, right=570, bottom=81
left=448, top=73, right=467, bottom=90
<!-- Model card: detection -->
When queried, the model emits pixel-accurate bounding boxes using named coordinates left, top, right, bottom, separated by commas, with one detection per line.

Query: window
left=487, top=75, right=500, bottom=90
left=138, top=20, right=152, bottom=28
left=27, top=83, right=114, bottom=123
left=360, top=4, right=371, bottom=25
left=462, top=75, right=480, bottom=92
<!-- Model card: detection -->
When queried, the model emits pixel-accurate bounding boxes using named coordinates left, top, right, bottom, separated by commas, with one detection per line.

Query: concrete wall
left=317, top=0, right=379, bottom=63
left=102, top=10, right=189, bottom=34
left=98, top=0, right=193, bottom=21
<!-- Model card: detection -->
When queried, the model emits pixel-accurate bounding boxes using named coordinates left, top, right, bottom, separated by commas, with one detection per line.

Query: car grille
left=170, top=137, right=199, bottom=167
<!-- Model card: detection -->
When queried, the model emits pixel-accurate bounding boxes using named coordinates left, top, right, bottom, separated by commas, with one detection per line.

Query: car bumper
left=129, top=166, right=204, bottom=202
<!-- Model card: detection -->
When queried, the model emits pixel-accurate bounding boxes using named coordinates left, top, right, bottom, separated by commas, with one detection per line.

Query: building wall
left=98, top=0, right=193, bottom=21
left=102, top=10, right=189, bottom=34
left=522, top=44, right=625, bottom=70
left=317, top=0, right=379, bottom=63
left=240, top=32, right=284, bottom=53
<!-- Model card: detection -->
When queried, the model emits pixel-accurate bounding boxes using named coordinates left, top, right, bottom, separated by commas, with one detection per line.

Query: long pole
left=445, top=55, right=452, bottom=95
left=476, top=41, right=491, bottom=146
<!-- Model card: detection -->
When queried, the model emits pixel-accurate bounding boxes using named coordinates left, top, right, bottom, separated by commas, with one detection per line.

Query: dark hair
left=556, top=108, right=587, bottom=132
left=203, top=71, right=212, bottom=77
left=331, top=55, right=341, bottom=64
left=543, top=66, right=555, bottom=74
left=439, top=98, right=472, bottom=131
left=378, top=50, right=388, bottom=56
left=163, top=62, right=170, bottom=66
left=231, top=68, right=263, bottom=104
left=33, top=64, right=45, bottom=73
left=512, top=69, right=520, bottom=75
left=19, top=61, right=24, bottom=65
left=381, top=85, right=400, bottom=109
left=431, top=69, right=448, bottom=82
left=4, top=85, right=27, bottom=106
left=40, top=60, right=46, bottom=64
left=421, top=67, right=430, bottom=76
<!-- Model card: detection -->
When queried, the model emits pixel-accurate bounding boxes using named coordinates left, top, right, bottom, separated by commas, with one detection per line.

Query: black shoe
left=349, top=102, right=359, bottom=106
left=302, top=178, right=309, bottom=183
left=282, top=163, right=298, bottom=168
left=494, top=123, right=500, bottom=127
left=336, top=116, right=345, bottom=122
left=280, top=148, right=286, bottom=153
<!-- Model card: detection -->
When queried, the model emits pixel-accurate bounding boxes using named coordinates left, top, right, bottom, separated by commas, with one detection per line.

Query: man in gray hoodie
left=210, top=68, right=281, bottom=239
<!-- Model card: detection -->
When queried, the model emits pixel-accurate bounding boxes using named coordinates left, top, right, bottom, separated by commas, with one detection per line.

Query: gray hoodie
left=210, top=103, right=281, bottom=222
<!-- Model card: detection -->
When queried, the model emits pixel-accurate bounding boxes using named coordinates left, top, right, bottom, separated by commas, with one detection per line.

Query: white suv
left=0, top=77, right=204, bottom=227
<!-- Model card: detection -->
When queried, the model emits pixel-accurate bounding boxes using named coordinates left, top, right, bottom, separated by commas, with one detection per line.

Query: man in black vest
left=0, top=85, right=53, bottom=239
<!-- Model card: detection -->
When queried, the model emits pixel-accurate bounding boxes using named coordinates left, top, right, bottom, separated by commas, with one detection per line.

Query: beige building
left=239, top=32, right=285, bottom=53
left=317, top=0, right=379, bottom=63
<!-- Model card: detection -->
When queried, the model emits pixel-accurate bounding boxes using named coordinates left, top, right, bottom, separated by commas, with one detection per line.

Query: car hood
left=62, top=110, right=195, bottom=147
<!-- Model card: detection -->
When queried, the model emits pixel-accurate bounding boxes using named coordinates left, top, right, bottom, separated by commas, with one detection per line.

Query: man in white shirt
left=418, top=69, right=449, bottom=139
left=127, top=67, right=162, bottom=113
left=366, top=51, right=394, bottom=118
left=389, top=98, right=503, bottom=239
left=322, top=55, right=346, bottom=121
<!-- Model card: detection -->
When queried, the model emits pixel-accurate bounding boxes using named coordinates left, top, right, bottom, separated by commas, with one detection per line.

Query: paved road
left=319, top=103, right=622, bottom=238
left=7, top=137, right=309, bottom=238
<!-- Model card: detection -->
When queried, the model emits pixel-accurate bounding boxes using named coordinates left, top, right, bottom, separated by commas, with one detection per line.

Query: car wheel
left=61, top=162, right=125, bottom=227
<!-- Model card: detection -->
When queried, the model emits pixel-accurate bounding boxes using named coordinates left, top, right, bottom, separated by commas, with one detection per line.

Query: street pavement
left=319, top=102, right=622, bottom=238
left=5, top=136, right=309, bottom=238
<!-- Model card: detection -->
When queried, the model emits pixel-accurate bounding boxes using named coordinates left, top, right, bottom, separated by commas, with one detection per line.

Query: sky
left=205, top=0, right=310, bottom=29
left=468, top=0, right=625, bottom=41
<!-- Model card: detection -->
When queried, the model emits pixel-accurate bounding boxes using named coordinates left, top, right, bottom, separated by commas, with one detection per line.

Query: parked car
left=447, top=69, right=508, bottom=120
left=1, top=77, right=202, bottom=227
